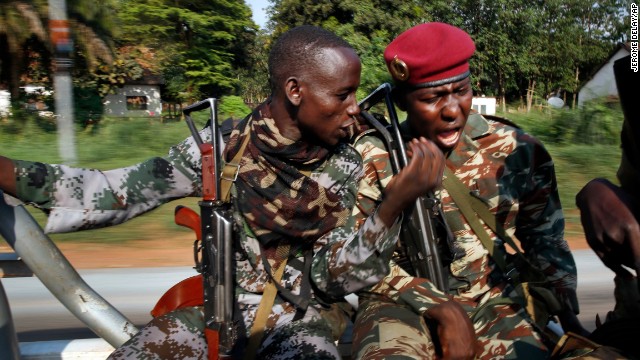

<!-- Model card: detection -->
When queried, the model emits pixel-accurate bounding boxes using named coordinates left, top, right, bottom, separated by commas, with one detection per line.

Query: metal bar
left=0, top=192, right=138, bottom=348
left=0, top=279, right=20, bottom=360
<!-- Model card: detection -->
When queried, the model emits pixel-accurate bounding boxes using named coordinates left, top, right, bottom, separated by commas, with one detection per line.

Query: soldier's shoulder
left=353, top=128, right=388, bottom=150
left=481, top=113, right=521, bottom=130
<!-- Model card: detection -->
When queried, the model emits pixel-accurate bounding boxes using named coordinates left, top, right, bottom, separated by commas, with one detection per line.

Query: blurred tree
left=115, top=0, right=257, bottom=104
left=0, top=0, right=118, bottom=100
left=267, top=0, right=628, bottom=111
left=236, top=30, right=270, bottom=105
left=268, top=0, right=427, bottom=95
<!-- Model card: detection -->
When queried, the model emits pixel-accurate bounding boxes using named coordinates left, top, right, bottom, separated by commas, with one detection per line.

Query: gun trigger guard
left=193, top=239, right=203, bottom=272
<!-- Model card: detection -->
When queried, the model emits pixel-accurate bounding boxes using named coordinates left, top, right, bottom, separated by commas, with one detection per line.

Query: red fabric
left=384, top=22, right=475, bottom=86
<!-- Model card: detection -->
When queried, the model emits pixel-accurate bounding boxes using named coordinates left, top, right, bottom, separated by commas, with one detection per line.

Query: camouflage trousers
left=108, top=305, right=342, bottom=360
left=352, top=279, right=549, bottom=359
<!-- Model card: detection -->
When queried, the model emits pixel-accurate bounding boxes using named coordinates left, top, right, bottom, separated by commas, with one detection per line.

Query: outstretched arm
left=0, top=127, right=212, bottom=233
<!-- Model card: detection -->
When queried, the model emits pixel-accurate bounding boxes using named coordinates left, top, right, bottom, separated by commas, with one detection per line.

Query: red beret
left=384, top=22, right=475, bottom=87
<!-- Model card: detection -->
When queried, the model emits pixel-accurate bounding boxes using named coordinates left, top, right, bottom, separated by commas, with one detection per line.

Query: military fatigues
left=350, top=113, right=578, bottom=359
left=14, top=109, right=402, bottom=359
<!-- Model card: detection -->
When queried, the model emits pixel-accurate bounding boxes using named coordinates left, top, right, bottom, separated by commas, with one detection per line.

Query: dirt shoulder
left=1, top=234, right=591, bottom=270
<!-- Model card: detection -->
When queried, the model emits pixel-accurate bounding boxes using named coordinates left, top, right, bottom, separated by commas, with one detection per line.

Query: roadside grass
left=1, top=105, right=622, bottom=244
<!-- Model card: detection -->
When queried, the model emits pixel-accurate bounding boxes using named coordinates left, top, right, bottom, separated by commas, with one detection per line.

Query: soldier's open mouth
left=438, top=128, right=460, bottom=148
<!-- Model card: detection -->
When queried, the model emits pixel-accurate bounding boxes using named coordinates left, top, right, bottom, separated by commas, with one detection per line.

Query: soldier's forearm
left=0, top=156, right=17, bottom=197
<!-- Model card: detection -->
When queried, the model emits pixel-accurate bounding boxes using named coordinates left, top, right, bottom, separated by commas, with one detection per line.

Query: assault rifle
left=183, top=98, right=237, bottom=359
left=358, top=83, right=449, bottom=291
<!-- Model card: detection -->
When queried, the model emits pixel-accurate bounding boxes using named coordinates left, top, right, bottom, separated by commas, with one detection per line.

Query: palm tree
left=0, top=0, right=116, bottom=101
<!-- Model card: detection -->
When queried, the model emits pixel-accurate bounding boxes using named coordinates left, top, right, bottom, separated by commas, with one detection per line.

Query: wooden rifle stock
left=359, top=83, right=449, bottom=291
left=184, top=99, right=237, bottom=359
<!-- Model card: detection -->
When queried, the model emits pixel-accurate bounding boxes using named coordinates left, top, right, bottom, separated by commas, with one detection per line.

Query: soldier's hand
left=425, top=300, right=478, bottom=360
left=0, top=156, right=17, bottom=197
left=576, top=178, right=640, bottom=278
left=378, top=137, right=444, bottom=227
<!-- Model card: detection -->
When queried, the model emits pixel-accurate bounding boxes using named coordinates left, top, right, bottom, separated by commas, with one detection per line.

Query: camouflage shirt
left=352, top=113, right=578, bottom=313
left=13, top=115, right=402, bottom=334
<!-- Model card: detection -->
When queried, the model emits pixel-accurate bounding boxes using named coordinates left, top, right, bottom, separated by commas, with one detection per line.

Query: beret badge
left=390, top=56, right=410, bottom=81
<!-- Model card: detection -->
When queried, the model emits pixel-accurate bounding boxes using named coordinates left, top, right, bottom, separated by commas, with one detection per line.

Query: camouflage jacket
left=13, top=113, right=401, bottom=331
left=352, top=113, right=579, bottom=313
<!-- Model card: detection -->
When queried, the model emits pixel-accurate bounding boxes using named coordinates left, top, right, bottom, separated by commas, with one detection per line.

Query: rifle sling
left=220, top=127, right=251, bottom=203
left=245, top=243, right=291, bottom=360
left=442, top=167, right=525, bottom=273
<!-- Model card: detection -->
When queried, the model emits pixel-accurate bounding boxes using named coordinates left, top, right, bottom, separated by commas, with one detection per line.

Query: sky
left=247, top=0, right=270, bottom=29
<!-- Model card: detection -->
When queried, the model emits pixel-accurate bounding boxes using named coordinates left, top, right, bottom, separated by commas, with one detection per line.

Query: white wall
left=103, top=85, right=162, bottom=117
left=578, top=48, right=630, bottom=107
left=0, top=90, right=10, bottom=117
left=472, top=96, right=496, bottom=115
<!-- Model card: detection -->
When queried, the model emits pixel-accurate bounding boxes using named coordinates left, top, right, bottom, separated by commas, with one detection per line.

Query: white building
left=578, top=43, right=630, bottom=107
left=103, top=84, right=162, bottom=117
left=472, top=96, right=496, bottom=115
left=0, top=90, right=10, bottom=117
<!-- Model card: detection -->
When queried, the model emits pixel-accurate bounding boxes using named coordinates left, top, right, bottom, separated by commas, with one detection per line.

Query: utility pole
left=48, top=0, right=77, bottom=165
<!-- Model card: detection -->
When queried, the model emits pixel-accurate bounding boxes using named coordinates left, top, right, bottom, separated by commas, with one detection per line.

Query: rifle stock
left=359, top=84, right=449, bottom=291
left=184, top=99, right=237, bottom=358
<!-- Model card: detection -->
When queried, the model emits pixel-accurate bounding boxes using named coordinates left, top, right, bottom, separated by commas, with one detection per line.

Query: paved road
left=1, top=249, right=617, bottom=343
left=2, top=266, right=199, bottom=342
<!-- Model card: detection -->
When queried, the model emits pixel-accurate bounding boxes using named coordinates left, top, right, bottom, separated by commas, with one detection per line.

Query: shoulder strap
left=245, top=243, right=291, bottom=360
left=442, top=167, right=534, bottom=274
left=220, top=125, right=251, bottom=203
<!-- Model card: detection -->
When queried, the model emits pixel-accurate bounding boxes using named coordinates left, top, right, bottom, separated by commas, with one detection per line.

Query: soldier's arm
left=310, top=136, right=402, bottom=297
left=513, top=135, right=587, bottom=334
left=4, top=132, right=207, bottom=233
left=311, top=136, right=445, bottom=298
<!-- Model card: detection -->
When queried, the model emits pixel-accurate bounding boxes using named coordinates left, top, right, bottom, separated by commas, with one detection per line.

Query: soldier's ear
left=285, top=78, right=301, bottom=106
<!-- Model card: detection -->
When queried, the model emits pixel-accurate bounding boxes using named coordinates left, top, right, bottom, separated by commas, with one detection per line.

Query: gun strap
left=442, top=167, right=514, bottom=273
left=221, top=125, right=251, bottom=203
left=245, top=243, right=291, bottom=360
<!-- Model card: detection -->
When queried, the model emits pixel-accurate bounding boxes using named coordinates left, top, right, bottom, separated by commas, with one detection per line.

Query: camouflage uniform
left=14, top=109, right=402, bottom=359
left=350, top=113, right=578, bottom=359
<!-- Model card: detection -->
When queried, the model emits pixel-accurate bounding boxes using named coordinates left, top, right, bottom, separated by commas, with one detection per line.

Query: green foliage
left=219, top=96, right=251, bottom=120
left=73, top=85, right=105, bottom=126
left=502, top=98, right=623, bottom=146
left=115, top=0, right=258, bottom=102
left=87, top=58, right=144, bottom=97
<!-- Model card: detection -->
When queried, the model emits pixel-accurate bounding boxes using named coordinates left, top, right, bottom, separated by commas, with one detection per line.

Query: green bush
left=219, top=95, right=251, bottom=121
left=499, top=98, right=623, bottom=146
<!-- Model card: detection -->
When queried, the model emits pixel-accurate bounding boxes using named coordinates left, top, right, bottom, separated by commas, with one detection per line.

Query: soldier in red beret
left=349, top=22, right=589, bottom=359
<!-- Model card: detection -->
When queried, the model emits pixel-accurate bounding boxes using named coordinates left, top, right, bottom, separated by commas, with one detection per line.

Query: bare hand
left=426, top=300, right=478, bottom=360
left=576, top=178, right=640, bottom=277
left=378, top=137, right=445, bottom=226
left=0, top=156, right=17, bottom=196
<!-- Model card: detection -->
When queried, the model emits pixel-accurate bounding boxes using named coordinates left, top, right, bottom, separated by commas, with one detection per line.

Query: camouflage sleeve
left=14, top=128, right=211, bottom=233
left=310, top=133, right=402, bottom=298
left=513, top=133, right=579, bottom=312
